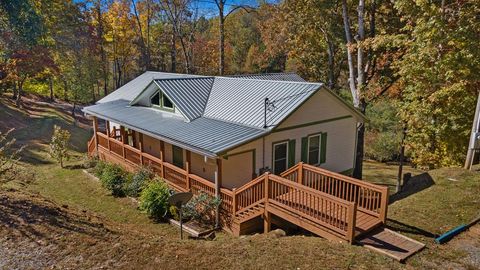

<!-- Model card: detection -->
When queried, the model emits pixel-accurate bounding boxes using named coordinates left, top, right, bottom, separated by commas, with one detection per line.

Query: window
left=151, top=92, right=160, bottom=106
left=162, top=95, right=174, bottom=109
left=273, top=141, right=288, bottom=175
left=150, top=91, right=174, bottom=111
left=172, top=145, right=184, bottom=168
left=307, top=134, right=321, bottom=165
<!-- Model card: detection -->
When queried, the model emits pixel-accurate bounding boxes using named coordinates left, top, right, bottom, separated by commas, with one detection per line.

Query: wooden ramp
left=356, top=228, right=425, bottom=262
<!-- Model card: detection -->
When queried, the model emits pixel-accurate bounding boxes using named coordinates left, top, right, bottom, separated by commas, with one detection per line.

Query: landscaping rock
left=269, top=229, right=286, bottom=238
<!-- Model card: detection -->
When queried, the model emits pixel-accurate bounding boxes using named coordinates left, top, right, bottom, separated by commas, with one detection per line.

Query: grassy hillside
left=1, top=95, right=479, bottom=269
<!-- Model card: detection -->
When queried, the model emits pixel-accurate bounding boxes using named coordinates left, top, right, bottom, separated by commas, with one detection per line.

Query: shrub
left=49, top=125, right=71, bottom=168
left=125, top=166, right=153, bottom=197
left=93, top=160, right=107, bottom=178
left=139, top=179, right=171, bottom=220
left=183, top=192, right=221, bottom=226
left=0, top=128, right=26, bottom=184
left=100, top=163, right=127, bottom=196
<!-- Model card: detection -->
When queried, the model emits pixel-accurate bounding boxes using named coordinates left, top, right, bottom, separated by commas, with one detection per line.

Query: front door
left=273, top=141, right=288, bottom=175
left=172, top=145, right=184, bottom=168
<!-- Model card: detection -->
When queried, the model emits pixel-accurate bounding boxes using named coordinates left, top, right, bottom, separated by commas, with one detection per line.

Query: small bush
left=183, top=192, right=221, bottom=226
left=125, top=166, right=153, bottom=197
left=93, top=160, right=107, bottom=178
left=100, top=163, right=127, bottom=197
left=49, top=125, right=71, bottom=168
left=139, top=179, right=171, bottom=220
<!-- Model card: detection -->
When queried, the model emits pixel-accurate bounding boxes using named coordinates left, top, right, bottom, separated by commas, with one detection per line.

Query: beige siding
left=142, top=134, right=161, bottom=158
left=222, top=150, right=255, bottom=189
left=190, top=152, right=216, bottom=182
left=221, top=90, right=359, bottom=187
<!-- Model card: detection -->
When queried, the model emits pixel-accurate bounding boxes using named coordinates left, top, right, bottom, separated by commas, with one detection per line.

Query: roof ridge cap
left=214, top=76, right=323, bottom=86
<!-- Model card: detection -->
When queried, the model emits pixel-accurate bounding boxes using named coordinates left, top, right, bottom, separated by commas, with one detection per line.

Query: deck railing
left=233, top=174, right=266, bottom=215
left=91, top=132, right=235, bottom=226
left=282, top=162, right=389, bottom=223
left=268, top=174, right=357, bottom=241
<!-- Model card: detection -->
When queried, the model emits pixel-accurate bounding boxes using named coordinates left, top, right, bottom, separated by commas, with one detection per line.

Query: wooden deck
left=88, top=125, right=390, bottom=244
left=356, top=228, right=426, bottom=262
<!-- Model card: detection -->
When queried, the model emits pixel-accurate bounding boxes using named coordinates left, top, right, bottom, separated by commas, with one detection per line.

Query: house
left=84, top=71, right=388, bottom=242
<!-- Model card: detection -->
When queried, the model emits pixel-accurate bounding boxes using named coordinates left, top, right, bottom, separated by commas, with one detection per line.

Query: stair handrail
left=233, top=173, right=267, bottom=215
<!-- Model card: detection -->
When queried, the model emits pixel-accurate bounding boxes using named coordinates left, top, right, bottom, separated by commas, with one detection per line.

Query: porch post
left=215, top=158, right=222, bottom=228
left=106, top=120, right=111, bottom=151
left=139, top=133, right=144, bottom=165
left=186, top=150, right=191, bottom=190
left=93, top=116, right=99, bottom=155
left=120, top=126, right=126, bottom=159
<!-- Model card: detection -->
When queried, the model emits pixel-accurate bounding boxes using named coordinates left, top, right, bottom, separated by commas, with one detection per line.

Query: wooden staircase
left=229, top=163, right=389, bottom=243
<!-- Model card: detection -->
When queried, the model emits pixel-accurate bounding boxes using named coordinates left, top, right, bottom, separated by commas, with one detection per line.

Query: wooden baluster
left=185, top=161, right=190, bottom=191
left=232, top=188, right=237, bottom=215
left=298, top=162, right=303, bottom=185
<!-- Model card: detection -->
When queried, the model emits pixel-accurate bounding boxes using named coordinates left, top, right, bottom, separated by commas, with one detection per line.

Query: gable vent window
left=162, top=95, right=174, bottom=109
left=151, top=92, right=160, bottom=106
left=150, top=91, right=174, bottom=112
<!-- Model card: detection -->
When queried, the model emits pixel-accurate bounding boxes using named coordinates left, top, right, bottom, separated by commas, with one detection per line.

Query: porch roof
left=83, top=99, right=267, bottom=157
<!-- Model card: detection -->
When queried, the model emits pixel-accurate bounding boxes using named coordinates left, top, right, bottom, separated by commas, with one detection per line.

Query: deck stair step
left=234, top=203, right=265, bottom=224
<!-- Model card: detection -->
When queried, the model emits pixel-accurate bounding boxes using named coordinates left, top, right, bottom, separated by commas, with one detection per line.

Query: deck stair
left=231, top=163, right=390, bottom=243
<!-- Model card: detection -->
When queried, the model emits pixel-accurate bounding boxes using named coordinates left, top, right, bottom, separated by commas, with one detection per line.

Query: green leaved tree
left=49, top=125, right=71, bottom=168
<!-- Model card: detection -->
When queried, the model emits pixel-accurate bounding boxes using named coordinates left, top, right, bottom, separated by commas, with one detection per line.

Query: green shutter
left=301, top=137, right=308, bottom=163
left=288, top=139, right=296, bottom=168
left=320, top=133, right=327, bottom=164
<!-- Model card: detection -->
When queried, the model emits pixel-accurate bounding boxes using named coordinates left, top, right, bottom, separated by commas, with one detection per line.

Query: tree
left=49, top=125, right=71, bottom=168
left=213, top=0, right=253, bottom=75
left=0, top=129, right=25, bottom=184
left=394, top=0, right=480, bottom=168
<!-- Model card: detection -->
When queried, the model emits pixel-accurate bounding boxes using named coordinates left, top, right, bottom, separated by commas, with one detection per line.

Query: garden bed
left=168, top=218, right=215, bottom=238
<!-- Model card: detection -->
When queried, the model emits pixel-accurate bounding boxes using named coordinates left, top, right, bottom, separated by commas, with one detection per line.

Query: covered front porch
left=87, top=116, right=234, bottom=210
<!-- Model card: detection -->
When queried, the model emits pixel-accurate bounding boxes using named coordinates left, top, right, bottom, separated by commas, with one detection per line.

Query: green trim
left=273, top=115, right=353, bottom=133
left=320, top=132, right=327, bottom=164
left=288, top=139, right=296, bottom=168
left=271, top=139, right=289, bottom=175
left=150, top=91, right=175, bottom=112
left=222, top=149, right=256, bottom=178
left=301, top=137, right=308, bottom=162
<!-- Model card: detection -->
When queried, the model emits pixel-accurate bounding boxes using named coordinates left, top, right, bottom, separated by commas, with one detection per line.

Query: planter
left=168, top=218, right=215, bottom=238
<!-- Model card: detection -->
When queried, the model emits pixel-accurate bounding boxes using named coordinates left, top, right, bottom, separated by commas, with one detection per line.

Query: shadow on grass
left=389, top=173, right=435, bottom=204
left=386, top=218, right=437, bottom=239
left=0, top=190, right=113, bottom=243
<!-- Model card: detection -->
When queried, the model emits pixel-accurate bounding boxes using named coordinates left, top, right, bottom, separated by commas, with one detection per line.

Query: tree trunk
left=397, top=126, right=407, bottom=192
left=326, top=39, right=335, bottom=89
left=15, top=79, right=25, bottom=108
left=219, top=10, right=225, bottom=75
left=12, top=81, right=17, bottom=100
left=49, top=76, right=54, bottom=102
left=342, top=0, right=359, bottom=106
left=171, top=32, right=177, bottom=73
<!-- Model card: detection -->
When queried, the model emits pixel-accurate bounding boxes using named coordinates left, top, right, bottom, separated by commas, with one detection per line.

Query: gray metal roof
left=154, top=77, right=214, bottom=121
left=229, top=73, right=306, bottom=82
left=203, top=77, right=321, bottom=129
left=86, top=72, right=333, bottom=156
left=98, top=71, right=204, bottom=103
left=83, top=100, right=267, bottom=157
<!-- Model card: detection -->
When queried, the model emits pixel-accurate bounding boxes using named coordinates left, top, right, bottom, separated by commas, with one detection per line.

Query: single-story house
left=83, top=72, right=388, bottom=242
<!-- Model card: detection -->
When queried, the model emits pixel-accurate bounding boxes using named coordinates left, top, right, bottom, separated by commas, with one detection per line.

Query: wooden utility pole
left=464, top=91, right=480, bottom=170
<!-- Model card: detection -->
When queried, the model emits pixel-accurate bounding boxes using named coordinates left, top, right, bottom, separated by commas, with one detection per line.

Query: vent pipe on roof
left=263, top=98, right=269, bottom=129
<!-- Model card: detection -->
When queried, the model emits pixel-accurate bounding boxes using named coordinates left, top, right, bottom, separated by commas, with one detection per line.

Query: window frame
left=272, top=140, right=289, bottom=175
left=307, top=133, right=322, bottom=166
left=150, top=91, right=175, bottom=112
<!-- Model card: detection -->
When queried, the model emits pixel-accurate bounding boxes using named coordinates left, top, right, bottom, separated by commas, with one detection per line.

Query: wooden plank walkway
left=274, top=190, right=382, bottom=237
left=356, top=227, right=425, bottom=262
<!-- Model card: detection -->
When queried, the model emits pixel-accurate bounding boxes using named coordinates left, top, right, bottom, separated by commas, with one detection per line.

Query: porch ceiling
left=83, top=100, right=267, bottom=157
